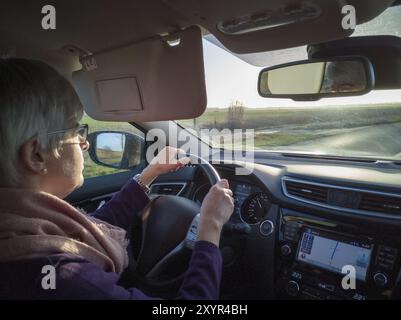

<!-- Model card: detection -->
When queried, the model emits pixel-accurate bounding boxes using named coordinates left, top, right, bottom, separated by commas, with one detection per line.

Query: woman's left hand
left=139, top=146, right=190, bottom=186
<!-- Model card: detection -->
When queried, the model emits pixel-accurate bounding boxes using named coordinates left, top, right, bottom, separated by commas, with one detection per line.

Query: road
left=276, top=122, right=401, bottom=158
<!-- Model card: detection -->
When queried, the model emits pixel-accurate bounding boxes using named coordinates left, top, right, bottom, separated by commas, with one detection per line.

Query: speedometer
left=240, top=193, right=272, bottom=225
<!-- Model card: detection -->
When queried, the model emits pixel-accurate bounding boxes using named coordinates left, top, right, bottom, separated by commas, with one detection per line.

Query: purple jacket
left=0, top=180, right=222, bottom=300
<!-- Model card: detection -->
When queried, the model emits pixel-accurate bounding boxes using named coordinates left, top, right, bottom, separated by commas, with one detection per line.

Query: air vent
left=149, top=183, right=186, bottom=196
left=282, top=177, right=401, bottom=218
left=359, top=193, right=401, bottom=215
left=285, top=179, right=329, bottom=204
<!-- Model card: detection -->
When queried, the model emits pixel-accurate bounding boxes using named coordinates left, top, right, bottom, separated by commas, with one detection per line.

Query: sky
left=202, top=40, right=401, bottom=109
left=202, top=5, right=401, bottom=109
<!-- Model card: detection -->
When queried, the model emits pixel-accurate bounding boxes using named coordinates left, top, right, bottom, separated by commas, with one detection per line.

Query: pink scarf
left=0, top=188, right=129, bottom=275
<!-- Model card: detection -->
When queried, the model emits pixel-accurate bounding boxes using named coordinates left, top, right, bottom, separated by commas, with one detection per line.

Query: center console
left=276, top=209, right=401, bottom=300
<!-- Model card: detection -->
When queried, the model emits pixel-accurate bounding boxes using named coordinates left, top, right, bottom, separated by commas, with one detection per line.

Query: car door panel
left=65, top=163, right=146, bottom=212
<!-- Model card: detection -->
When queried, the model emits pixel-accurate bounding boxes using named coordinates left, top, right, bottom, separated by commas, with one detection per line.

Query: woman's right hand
left=197, top=179, right=234, bottom=247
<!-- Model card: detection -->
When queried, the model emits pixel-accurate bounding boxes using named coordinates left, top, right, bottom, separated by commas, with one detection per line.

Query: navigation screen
left=297, top=229, right=372, bottom=281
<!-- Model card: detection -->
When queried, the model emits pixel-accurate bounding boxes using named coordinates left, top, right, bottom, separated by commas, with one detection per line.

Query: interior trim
left=149, top=182, right=187, bottom=196
left=281, top=176, right=401, bottom=220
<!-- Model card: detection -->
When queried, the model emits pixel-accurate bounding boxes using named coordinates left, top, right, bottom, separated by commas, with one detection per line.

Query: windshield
left=177, top=5, right=401, bottom=161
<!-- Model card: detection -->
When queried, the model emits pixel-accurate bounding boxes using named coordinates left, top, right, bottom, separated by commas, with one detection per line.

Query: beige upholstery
left=72, top=26, right=206, bottom=122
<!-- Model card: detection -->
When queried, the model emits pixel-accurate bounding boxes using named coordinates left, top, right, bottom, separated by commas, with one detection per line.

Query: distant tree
left=226, top=100, right=245, bottom=129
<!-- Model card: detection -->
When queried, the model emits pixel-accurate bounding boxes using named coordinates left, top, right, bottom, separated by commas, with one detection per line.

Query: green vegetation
left=96, top=149, right=123, bottom=165
left=179, top=104, right=401, bottom=131
left=81, top=115, right=143, bottom=179
left=82, top=156, right=124, bottom=178
left=178, top=104, right=401, bottom=150
left=254, top=133, right=325, bottom=148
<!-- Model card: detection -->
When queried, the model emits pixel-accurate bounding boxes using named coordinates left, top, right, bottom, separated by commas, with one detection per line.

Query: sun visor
left=72, top=26, right=206, bottom=122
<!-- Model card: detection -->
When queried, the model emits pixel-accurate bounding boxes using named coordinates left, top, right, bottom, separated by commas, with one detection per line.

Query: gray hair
left=0, top=58, right=84, bottom=186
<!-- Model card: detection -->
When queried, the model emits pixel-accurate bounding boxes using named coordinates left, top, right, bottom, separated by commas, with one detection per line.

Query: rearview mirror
left=87, top=131, right=145, bottom=169
left=258, top=56, right=374, bottom=101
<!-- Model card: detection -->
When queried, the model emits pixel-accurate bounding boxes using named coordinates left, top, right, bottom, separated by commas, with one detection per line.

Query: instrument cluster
left=193, top=180, right=272, bottom=225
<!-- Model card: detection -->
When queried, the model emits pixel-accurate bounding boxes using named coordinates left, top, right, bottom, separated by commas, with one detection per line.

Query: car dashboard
left=149, top=154, right=401, bottom=300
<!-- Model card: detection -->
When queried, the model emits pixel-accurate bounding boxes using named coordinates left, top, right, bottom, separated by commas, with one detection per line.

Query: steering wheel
left=131, top=154, right=221, bottom=296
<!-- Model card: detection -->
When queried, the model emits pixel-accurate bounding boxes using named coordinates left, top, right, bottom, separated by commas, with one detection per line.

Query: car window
left=81, top=114, right=145, bottom=179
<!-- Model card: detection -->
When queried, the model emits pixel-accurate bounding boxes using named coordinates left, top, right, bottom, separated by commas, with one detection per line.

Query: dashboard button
left=286, top=280, right=300, bottom=297
left=281, top=244, right=292, bottom=256
left=384, top=258, right=395, bottom=265
left=352, top=293, right=367, bottom=300
left=377, top=262, right=392, bottom=270
left=373, top=272, right=388, bottom=287
left=291, top=271, right=303, bottom=280
left=379, top=246, right=397, bottom=254
left=260, top=220, right=274, bottom=236
left=303, top=286, right=326, bottom=299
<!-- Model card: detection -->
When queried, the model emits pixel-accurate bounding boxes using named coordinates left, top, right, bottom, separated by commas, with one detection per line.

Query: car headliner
left=0, top=0, right=398, bottom=76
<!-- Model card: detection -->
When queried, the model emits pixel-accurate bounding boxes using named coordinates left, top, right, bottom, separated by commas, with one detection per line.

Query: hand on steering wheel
left=133, top=151, right=234, bottom=293
left=197, top=179, right=234, bottom=247
left=139, top=147, right=190, bottom=186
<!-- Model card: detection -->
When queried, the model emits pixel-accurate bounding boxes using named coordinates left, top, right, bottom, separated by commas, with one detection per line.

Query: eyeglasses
left=47, top=124, right=89, bottom=144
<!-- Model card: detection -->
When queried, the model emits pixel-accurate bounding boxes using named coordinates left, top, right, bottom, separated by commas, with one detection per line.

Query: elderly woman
left=0, top=58, right=234, bottom=299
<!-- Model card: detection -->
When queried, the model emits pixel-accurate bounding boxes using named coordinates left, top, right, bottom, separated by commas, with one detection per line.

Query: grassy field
left=253, top=132, right=323, bottom=148
left=179, top=103, right=401, bottom=148
left=179, top=104, right=401, bottom=131
left=81, top=115, right=143, bottom=178
left=96, top=149, right=123, bottom=165
left=81, top=103, right=401, bottom=178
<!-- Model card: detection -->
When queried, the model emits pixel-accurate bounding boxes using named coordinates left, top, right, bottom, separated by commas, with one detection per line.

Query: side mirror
left=258, top=56, right=375, bottom=101
left=87, top=131, right=145, bottom=170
